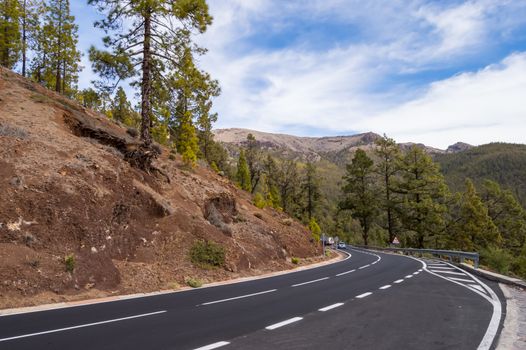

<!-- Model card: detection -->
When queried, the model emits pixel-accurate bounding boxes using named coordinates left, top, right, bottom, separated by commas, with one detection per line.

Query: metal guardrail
left=352, top=245, right=480, bottom=269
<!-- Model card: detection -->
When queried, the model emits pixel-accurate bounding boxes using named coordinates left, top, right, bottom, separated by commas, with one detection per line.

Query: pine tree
left=77, top=88, right=102, bottom=110
left=395, top=146, right=448, bottom=248
left=309, top=217, right=321, bottom=241
left=481, top=180, right=526, bottom=253
left=0, top=0, right=21, bottom=69
left=111, top=87, right=138, bottom=127
left=236, top=150, right=251, bottom=191
left=276, top=159, right=300, bottom=215
left=18, top=0, right=39, bottom=76
left=32, top=0, right=81, bottom=95
left=301, top=162, right=321, bottom=221
left=450, top=179, right=501, bottom=251
left=177, top=111, right=199, bottom=167
left=245, top=133, right=261, bottom=193
left=88, top=0, right=212, bottom=145
left=375, top=135, right=401, bottom=245
left=340, top=149, right=378, bottom=246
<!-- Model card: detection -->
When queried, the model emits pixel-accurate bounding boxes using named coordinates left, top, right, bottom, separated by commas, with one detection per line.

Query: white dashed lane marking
left=318, top=303, right=344, bottom=312
left=379, top=285, right=391, bottom=290
left=200, top=289, right=277, bottom=306
left=356, top=292, right=372, bottom=299
left=266, top=317, right=303, bottom=330
left=336, top=269, right=356, bottom=276
left=194, top=341, right=230, bottom=350
left=291, top=277, right=329, bottom=287
left=394, top=279, right=404, bottom=284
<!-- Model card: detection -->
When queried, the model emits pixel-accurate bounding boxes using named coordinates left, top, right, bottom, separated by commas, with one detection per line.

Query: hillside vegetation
left=435, top=143, right=526, bottom=208
left=217, top=130, right=526, bottom=279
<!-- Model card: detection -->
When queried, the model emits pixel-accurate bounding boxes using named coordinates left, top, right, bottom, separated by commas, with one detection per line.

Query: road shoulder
left=497, top=284, right=526, bottom=349
left=0, top=250, right=347, bottom=316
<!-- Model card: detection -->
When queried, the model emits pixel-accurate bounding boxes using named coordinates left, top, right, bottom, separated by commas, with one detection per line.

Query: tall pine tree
left=0, top=0, right=21, bottom=68
left=374, top=135, right=401, bottom=245
left=88, top=0, right=212, bottom=145
left=236, top=150, right=251, bottom=192
left=340, top=149, right=378, bottom=246
left=395, top=146, right=448, bottom=248
left=450, top=179, right=501, bottom=251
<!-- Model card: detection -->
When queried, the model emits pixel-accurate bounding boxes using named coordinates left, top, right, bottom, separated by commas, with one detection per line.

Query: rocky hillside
left=214, top=128, right=468, bottom=165
left=0, top=68, right=320, bottom=309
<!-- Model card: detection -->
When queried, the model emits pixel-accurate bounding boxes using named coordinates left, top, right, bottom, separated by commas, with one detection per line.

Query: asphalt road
left=0, top=248, right=505, bottom=350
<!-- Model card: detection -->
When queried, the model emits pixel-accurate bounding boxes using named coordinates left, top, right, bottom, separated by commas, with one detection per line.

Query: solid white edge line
left=291, top=277, right=329, bottom=287
left=319, top=303, right=344, bottom=312
left=379, top=285, right=391, bottom=290
left=265, top=317, right=303, bottom=330
left=393, top=279, right=404, bottom=283
left=429, top=270, right=466, bottom=275
left=358, top=264, right=370, bottom=269
left=448, top=277, right=476, bottom=283
left=200, top=289, right=277, bottom=306
left=0, top=310, right=167, bottom=342
left=356, top=292, right=372, bottom=299
left=421, top=260, right=501, bottom=350
left=336, top=269, right=356, bottom=276
left=193, top=341, right=230, bottom=350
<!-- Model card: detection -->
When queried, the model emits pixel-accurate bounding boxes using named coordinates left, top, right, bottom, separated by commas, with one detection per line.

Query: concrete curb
left=0, top=250, right=346, bottom=316
left=457, top=263, right=526, bottom=289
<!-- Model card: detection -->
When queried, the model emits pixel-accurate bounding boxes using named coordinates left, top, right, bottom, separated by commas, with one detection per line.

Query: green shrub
left=64, top=254, right=76, bottom=272
left=291, top=257, right=300, bottom=264
left=190, top=240, right=226, bottom=268
left=481, top=247, right=513, bottom=274
left=185, top=277, right=203, bottom=288
left=253, top=193, right=266, bottom=209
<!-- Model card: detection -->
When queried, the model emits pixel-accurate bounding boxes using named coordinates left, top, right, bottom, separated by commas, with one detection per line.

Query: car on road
left=337, top=242, right=346, bottom=249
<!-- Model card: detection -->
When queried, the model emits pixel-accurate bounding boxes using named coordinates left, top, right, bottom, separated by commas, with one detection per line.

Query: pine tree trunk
left=22, top=0, right=27, bottom=77
left=140, top=8, right=152, bottom=144
left=55, top=1, right=62, bottom=93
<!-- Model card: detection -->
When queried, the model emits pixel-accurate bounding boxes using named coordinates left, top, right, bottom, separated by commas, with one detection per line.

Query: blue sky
left=73, top=0, right=526, bottom=149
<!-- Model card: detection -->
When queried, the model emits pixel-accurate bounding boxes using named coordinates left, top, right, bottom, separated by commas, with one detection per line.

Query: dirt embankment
left=0, top=67, right=321, bottom=309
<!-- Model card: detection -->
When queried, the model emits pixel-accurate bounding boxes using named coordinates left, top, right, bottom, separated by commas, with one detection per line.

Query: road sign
left=392, top=237, right=400, bottom=245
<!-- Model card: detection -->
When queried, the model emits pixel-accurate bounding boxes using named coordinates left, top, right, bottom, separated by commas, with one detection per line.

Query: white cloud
left=195, top=0, right=526, bottom=149
left=358, top=53, right=526, bottom=148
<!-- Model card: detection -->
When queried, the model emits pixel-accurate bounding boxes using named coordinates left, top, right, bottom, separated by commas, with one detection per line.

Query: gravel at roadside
left=498, top=284, right=526, bottom=349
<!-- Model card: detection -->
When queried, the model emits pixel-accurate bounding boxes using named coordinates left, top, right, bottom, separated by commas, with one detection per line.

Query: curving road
left=0, top=248, right=504, bottom=350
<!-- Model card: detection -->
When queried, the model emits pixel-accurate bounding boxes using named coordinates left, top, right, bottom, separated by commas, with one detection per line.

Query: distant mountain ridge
left=214, top=128, right=470, bottom=158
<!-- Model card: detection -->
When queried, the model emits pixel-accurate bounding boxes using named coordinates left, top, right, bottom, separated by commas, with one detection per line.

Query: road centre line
left=292, top=277, right=329, bottom=287
left=379, top=285, right=391, bottom=290
left=0, top=310, right=167, bottom=342
left=356, top=292, right=372, bottom=299
left=266, top=317, right=303, bottom=330
left=200, top=289, right=277, bottom=306
left=336, top=269, right=356, bottom=276
left=319, top=303, right=344, bottom=312
left=394, top=279, right=404, bottom=283
left=405, top=275, right=413, bottom=278
left=194, top=341, right=230, bottom=350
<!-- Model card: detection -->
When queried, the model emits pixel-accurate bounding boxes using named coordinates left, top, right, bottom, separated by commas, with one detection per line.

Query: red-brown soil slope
left=0, top=68, right=320, bottom=309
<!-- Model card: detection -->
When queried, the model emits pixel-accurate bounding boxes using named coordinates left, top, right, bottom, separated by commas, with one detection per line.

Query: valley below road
left=0, top=249, right=505, bottom=350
